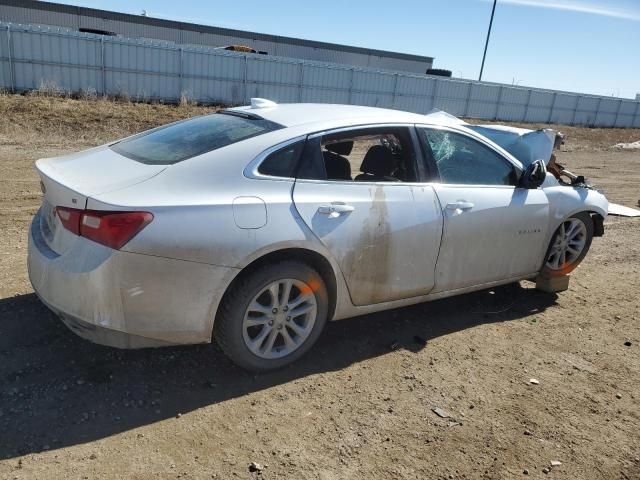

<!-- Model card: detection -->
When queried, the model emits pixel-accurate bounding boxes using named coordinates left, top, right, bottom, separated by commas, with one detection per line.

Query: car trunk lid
left=35, top=146, right=166, bottom=254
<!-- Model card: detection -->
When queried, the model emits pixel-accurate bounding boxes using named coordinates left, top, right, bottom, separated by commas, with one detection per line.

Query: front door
left=417, top=126, right=550, bottom=292
left=292, top=126, right=443, bottom=306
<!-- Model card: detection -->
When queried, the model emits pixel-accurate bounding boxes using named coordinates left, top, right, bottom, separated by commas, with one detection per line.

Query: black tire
left=214, top=260, right=328, bottom=372
left=540, top=212, right=594, bottom=278
left=426, top=68, right=452, bottom=77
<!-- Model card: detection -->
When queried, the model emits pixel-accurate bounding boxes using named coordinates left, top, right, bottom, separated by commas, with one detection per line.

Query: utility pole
left=479, top=0, right=497, bottom=82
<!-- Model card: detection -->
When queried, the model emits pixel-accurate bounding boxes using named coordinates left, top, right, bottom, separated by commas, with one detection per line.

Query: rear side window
left=111, top=112, right=283, bottom=165
left=258, top=141, right=304, bottom=178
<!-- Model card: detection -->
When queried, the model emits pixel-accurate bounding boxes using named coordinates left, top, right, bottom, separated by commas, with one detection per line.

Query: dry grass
left=0, top=94, right=217, bottom=150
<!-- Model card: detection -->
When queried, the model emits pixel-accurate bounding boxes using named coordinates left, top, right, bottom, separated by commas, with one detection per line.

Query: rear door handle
left=318, top=203, right=355, bottom=215
left=445, top=201, right=474, bottom=211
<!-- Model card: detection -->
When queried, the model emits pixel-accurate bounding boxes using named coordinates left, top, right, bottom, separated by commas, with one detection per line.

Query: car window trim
left=430, top=183, right=518, bottom=189
left=413, top=125, right=441, bottom=182
left=415, top=124, right=523, bottom=187
left=407, top=126, right=433, bottom=183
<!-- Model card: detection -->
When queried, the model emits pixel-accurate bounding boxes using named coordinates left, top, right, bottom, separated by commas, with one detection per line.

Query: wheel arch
left=549, top=208, right=605, bottom=240
left=212, top=247, right=339, bottom=334
left=539, top=209, right=599, bottom=276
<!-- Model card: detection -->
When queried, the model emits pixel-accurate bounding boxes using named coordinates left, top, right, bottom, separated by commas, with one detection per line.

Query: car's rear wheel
left=214, top=261, right=328, bottom=372
left=540, top=212, right=594, bottom=278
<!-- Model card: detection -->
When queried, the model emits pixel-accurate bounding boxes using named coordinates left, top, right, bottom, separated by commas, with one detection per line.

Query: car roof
left=224, top=100, right=524, bottom=171
left=227, top=102, right=439, bottom=129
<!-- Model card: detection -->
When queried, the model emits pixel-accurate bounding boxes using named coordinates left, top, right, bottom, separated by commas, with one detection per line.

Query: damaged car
left=28, top=99, right=608, bottom=371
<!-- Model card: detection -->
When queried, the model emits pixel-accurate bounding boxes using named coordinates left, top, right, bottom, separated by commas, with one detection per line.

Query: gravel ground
left=0, top=95, right=639, bottom=479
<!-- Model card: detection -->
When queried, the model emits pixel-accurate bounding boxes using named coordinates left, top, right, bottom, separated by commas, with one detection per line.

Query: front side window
left=419, top=128, right=518, bottom=186
left=111, top=112, right=283, bottom=165
left=297, top=127, right=417, bottom=182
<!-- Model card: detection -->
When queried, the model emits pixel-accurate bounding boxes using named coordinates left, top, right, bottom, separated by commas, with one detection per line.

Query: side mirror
left=520, top=159, right=547, bottom=189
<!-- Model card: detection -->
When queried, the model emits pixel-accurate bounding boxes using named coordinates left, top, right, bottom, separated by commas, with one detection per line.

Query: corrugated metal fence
left=1, top=22, right=639, bottom=128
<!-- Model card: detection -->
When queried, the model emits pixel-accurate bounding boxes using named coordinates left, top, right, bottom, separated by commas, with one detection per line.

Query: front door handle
left=318, top=203, right=355, bottom=215
left=445, top=201, right=474, bottom=211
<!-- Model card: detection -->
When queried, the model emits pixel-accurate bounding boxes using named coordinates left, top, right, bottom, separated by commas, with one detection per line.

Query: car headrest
left=325, top=140, right=353, bottom=156
left=360, top=145, right=395, bottom=176
left=323, top=151, right=351, bottom=180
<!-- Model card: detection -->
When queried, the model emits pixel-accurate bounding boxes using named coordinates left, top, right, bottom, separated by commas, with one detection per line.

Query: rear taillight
left=56, top=207, right=153, bottom=250
left=55, top=207, right=82, bottom=235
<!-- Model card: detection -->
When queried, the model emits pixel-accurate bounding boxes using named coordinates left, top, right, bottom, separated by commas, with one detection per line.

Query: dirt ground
left=0, top=95, right=639, bottom=480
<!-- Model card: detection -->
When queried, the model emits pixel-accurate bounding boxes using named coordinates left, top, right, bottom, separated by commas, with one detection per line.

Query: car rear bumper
left=28, top=210, right=237, bottom=348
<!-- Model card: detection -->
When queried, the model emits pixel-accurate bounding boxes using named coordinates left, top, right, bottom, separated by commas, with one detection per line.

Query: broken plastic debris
left=608, top=203, right=640, bottom=217
left=612, top=141, right=640, bottom=150
left=431, top=407, right=451, bottom=418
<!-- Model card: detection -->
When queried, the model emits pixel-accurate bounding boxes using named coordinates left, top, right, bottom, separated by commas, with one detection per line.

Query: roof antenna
left=250, top=98, right=277, bottom=109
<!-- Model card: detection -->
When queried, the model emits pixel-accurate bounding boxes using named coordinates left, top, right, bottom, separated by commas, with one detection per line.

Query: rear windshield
left=111, top=112, right=283, bottom=165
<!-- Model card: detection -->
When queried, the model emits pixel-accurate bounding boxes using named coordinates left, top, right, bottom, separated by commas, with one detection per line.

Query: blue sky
left=56, top=0, right=640, bottom=98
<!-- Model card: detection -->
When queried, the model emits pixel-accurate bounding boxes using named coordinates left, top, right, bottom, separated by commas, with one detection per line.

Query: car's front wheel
left=540, top=212, right=594, bottom=278
left=214, top=260, right=328, bottom=372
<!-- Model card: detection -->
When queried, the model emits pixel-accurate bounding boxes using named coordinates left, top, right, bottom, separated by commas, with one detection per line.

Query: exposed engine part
left=553, top=132, right=565, bottom=150
left=547, top=153, right=591, bottom=188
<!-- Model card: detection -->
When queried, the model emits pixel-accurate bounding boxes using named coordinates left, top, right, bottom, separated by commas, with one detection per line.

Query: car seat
left=354, top=145, right=399, bottom=182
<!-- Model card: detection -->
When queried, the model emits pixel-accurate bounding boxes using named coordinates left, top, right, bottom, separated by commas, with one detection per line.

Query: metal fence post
left=348, top=68, right=354, bottom=104
left=592, top=97, right=602, bottom=126
left=494, top=86, right=503, bottom=120
left=547, top=92, right=557, bottom=124
left=463, top=82, right=473, bottom=118
left=431, top=78, right=439, bottom=111
left=178, top=46, right=183, bottom=100
left=298, top=62, right=304, bottom=103
left=243, top=55, right=248, bottom=104
left=522, top=89, right=533, bottom=122
left=613, top=98, right=623, bottom=127
left=571, top=96, right=580, bottom=125
left=7, top=24, right=15, bottom=92
left=100, top=37, right=106, bottom=95
left=391, top=73, right=399, bottom=108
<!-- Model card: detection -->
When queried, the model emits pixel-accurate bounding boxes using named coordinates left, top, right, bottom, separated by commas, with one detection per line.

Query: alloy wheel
left=545, top=218, right=587, bottom=270
left=242, top=278, right=317, bottom=359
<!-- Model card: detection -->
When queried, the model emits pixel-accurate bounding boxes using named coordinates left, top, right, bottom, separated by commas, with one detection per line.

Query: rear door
left=292, top=126, right=443, bottom=306
left=417, top=126, right=550, bottom=292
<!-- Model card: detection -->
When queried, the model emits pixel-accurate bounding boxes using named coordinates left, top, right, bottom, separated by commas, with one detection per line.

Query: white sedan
left=28, top=99, right=608, bottom=371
